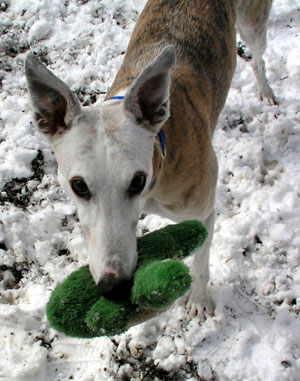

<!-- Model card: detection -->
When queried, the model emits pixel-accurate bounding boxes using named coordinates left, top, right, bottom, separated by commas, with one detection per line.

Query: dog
left=25, top=0, right=275, bottom=320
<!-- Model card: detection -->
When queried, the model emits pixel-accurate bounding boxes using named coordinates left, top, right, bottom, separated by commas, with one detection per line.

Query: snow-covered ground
left=0, top=0, right=299, bottom=379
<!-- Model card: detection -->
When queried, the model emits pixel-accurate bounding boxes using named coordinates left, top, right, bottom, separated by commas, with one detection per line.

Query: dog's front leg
left=186, top=211, right=215, bottom=320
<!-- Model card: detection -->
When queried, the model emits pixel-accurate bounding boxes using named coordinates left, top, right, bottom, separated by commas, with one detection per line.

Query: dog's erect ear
left=124, top=45, right=176, bottom=132
left=25, top=54, right=81, bottom=139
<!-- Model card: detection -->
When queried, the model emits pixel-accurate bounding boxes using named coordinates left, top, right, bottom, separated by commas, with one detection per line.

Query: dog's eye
left=71, top=177, right=91, bottom=200
left=129, top=172, right=146, bottom=196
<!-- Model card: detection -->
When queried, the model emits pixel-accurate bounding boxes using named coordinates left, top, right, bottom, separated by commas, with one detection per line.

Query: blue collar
left=157, top=129, right=166, bottom=159
left=106, top=96, right=125, bottom=101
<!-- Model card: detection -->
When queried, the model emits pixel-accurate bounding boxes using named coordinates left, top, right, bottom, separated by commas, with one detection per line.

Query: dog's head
left=25, top=46, right=175, bottom=295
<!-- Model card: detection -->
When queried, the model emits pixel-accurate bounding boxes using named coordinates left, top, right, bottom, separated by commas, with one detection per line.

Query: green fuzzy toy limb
left=85, top=298, right=138, bottom=336
left=131, top=259, right=192, bottom=309
left=137, top=220, right=207, bottom=263
left=46, top=220, right=208, bottom=338
left=46, top=265, right=100, bottom=338
left=162, top=220, right=208, bottom=257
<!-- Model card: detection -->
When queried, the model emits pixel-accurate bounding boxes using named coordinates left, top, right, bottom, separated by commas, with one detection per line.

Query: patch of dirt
left=223, top=116, right=249, bottom=133
left=237, top=42, right=253, bottom=62
left=74, top=87, right=106, bottom=106
left=0, top=264, right=28, bottom=289
left=0, top=150, right=45, bottom=209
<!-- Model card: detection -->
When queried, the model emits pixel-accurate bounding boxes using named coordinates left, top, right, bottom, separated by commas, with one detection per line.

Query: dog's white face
left=25, top=47, right=175, bottom=294
left=54, top=103, right=155, bottom=287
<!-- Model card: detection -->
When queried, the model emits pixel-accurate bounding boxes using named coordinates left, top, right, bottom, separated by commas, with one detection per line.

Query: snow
left=0, top=0, right=300, bottom=379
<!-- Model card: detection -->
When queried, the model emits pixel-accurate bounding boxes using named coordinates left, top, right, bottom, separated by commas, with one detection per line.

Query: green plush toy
left=46, top=220, right=207, bottom=338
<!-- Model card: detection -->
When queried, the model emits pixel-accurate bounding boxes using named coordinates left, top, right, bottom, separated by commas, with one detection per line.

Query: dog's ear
left=25, top=54, right=81, bottom=139
left=124, top=45, right=176, bottom=133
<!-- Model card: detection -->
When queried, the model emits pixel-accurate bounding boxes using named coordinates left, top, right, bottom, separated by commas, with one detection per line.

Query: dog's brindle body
left=108, top=0, right=236, bottom=218
left=25, top=0, right=274, bottom=319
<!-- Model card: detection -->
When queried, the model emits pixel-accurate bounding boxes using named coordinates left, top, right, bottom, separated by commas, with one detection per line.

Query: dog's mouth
left=98, top=278, right=134, bottom=302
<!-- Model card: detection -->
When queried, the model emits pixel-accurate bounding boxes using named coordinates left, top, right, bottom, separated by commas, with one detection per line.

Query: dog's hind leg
left=186, top=210, right=215, bottom=320
left=236, top=0, right=277, bottom=105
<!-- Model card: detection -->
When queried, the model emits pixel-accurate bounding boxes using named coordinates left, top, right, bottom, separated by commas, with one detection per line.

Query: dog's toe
left=186, top=292, right=214, bottom=321
left=259, top=86, right=278, bottom=106
left=186, top=299, right=205, bottom=321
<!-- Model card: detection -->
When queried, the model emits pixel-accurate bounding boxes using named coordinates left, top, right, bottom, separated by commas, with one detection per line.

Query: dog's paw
left=186, top=291, right=214, bottom=321
left=259, top=86, right=278, bottom=106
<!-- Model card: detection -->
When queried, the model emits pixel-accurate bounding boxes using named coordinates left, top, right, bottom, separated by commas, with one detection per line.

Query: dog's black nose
left=97, top=273, right=118, bottom=295
left=97, top=274, right=133, bottom=301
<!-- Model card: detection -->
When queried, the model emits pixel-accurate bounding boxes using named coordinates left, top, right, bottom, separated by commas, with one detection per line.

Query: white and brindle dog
left=25, top=0, right=276, bottom=320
